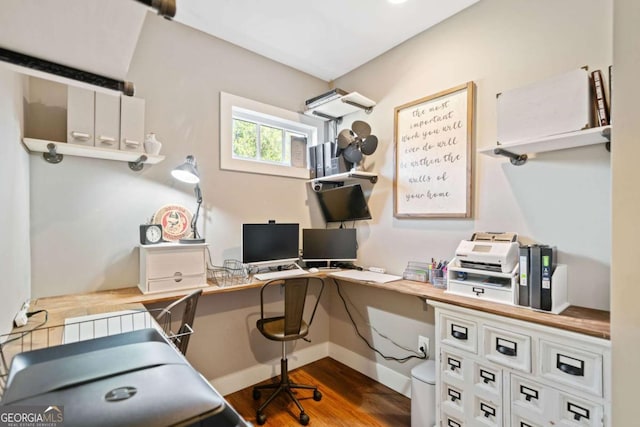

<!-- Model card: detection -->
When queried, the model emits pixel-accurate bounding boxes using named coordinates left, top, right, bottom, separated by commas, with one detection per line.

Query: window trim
left=220, top=92, right=322, bottom=178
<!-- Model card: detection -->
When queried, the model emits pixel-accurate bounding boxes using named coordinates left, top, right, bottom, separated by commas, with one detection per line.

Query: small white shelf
left=478, top=126, right=611, bottom=161
left=303, top=92, right=376, bottom=121
left=308, top=171, right=378, bottom=185
left=23, top=138, right=165, bottom=165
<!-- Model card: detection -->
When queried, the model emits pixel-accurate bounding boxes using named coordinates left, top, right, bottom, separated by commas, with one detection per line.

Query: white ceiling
left=0, top=0, right=479, bottom=85
left=174, top=0, right=481, bottom=81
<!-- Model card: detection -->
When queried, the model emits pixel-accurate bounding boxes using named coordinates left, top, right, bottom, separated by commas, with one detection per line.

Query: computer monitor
left=302, top=228, right=357, bottom=267
left=315, top=184, right=372, bottom=223
left=242, top=223, right=300, bottom=267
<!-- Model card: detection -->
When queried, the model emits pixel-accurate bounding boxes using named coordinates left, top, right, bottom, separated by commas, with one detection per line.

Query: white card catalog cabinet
left=430, top=302, right=611, bottom=427
left=139, top=243, right=208, bottom=294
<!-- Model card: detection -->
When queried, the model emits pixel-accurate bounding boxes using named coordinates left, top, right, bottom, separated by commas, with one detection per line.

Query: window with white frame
left=220, top=92, right=322, bottom=178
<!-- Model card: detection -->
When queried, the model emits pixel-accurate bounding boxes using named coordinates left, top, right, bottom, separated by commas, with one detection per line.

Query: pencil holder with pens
left=429, top=268, right=447, bottom=289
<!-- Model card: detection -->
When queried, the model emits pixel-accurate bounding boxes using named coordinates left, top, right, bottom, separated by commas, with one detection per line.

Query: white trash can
left=411, top=360, right=436, bottom=427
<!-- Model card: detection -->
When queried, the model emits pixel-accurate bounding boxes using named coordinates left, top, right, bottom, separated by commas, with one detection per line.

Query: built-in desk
left=28, top=274, right=610, bottom=340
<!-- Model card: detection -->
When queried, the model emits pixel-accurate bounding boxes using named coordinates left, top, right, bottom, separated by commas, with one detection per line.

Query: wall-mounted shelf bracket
left=602, top=127, right=611, bottom=152
left=43, top=143, right=63, bottom=164
left=493, top=148, right=528, bottom=166
left=312, top=110, right=342, bottom=124
left=341, top=99, right=374, bottom=114
left=129, top=155, right=148, bottom=171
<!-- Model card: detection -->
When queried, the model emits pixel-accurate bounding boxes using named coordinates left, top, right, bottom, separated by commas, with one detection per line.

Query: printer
left=0, top=328, right=250, bottom=427
left=453, top=232, right=519, bottom=273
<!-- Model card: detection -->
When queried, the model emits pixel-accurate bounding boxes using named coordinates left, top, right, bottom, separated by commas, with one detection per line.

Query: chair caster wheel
left=299, top=412, right=309, bottom=425
left=252, top=389, right=261, bottom=400
left=256, top=412, right=267, bottom=425
left=313, top=390, right=322, bottom=401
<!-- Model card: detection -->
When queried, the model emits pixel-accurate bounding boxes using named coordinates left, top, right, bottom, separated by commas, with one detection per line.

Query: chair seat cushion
left=257, top=316, right=308, bottom=341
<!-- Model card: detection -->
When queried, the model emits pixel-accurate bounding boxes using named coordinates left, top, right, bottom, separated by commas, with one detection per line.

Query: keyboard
left=254, top=269, right=310, bottom=281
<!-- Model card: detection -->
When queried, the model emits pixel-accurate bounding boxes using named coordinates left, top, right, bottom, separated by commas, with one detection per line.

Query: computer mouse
left=308, top=267, right=319, bottom=273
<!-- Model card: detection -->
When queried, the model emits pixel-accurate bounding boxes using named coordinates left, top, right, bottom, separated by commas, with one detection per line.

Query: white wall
left=611, top=0, right=640, bottom=424
left=328, top=0, right=612, bottom=383
left=27, top=13, right=329, bottom=298
left=0, top=67, right=30, bottom=335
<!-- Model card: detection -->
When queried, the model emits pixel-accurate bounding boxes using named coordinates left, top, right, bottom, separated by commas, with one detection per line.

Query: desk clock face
left=140, top=224, right=163, bottom=244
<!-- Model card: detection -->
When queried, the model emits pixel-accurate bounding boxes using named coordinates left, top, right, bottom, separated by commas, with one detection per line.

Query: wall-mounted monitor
left=242, top=223, right=299, bottom=267
left=302, top=228, right=357, bottom=265
left=315, top=184, right=372, bottom=223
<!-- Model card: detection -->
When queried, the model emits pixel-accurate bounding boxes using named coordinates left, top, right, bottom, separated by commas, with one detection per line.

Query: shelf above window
left=303, top=91, right=376, bottom=121
left=478, top=126, right=611, bottom=165
left=23, top=138, right=164, bottom=170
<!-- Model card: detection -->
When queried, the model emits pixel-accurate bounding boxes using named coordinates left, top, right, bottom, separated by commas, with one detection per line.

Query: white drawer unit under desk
left=139, top=243, right=208, bottom=294
left=429, top=301, right=611, bottom=427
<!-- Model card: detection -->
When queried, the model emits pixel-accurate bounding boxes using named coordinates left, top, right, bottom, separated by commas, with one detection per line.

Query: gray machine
left=1, top=329, right=249, bottom=427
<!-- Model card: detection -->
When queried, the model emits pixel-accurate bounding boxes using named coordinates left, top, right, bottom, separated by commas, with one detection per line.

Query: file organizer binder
left=529, top=245, right=568, bottom=314
left=518, top=245, right=530, bottom=307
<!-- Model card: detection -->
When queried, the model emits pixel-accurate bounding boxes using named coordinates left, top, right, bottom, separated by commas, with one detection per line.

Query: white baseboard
left=209, top=342, right=329, bottom=396
left=329, top=343, right=412, bottom=398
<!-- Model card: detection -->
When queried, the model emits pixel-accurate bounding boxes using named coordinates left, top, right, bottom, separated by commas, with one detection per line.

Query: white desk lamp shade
left=171, top=155, right=200, bottom=184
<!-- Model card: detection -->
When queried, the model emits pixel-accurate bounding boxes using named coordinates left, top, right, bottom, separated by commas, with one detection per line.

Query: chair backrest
left=260, top=277, right=325, bottom=338
left=156, top=288, right=202, bottom=355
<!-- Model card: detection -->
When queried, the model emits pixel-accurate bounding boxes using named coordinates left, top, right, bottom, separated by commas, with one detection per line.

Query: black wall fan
left=337, top=120, right=378, bottom=164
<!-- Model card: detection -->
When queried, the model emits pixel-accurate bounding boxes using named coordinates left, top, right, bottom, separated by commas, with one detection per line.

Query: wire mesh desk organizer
left=0, top=307, right=195, bottom=401
left=209, top=259, right=247, bottom=287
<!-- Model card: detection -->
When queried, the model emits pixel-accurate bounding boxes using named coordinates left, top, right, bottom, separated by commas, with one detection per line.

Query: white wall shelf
left=308, top=171, right=378, bottom=191
left=23, top=138, right=164, bottom=170
left=478, top=126, right=611, bottom=165
left=303, top=92, right=376, bottom=122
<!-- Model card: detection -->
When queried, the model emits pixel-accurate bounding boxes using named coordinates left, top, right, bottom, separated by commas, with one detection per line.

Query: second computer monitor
left=302, top=228, right=357, bottom=265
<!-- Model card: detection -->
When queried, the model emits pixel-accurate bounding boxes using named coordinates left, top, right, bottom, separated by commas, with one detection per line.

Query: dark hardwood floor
left=225, top=357, right=411, bottom=426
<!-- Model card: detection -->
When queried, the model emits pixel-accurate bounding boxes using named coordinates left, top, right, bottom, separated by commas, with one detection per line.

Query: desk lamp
left=172, top=155, right=205, bottom=244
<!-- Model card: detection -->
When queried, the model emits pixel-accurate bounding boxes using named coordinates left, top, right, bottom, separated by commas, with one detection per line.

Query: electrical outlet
left=418, top=335, right=430, bottom=357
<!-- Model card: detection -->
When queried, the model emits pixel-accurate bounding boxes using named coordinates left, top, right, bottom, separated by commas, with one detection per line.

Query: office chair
left=155, top=288, right=202, bottom=355
left=253, top=277, right=325, bottom=426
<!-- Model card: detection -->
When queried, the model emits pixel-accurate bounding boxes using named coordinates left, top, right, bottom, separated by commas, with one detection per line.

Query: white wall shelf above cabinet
left=23, top=138, right=164, bottom=171
left=303, top=91, right=376, bottom=122
left=308, top=171, right=378, bottom=191
left=478, top=126, right=611, bottom=165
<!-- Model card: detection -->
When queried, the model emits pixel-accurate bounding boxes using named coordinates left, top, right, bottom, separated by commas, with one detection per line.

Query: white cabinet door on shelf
left=67, top=86, right=94, bottom=146
left=95, top=92, right=120, bottom=149
left=120, top=96, right=145, bottom=153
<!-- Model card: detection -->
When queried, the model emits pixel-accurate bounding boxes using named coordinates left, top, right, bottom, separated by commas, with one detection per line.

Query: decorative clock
left=140, top=224, right=164, bottom=245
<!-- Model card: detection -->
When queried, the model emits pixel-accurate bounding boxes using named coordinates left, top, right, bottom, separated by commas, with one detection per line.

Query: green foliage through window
left=232, top=118, right=305, bottom=166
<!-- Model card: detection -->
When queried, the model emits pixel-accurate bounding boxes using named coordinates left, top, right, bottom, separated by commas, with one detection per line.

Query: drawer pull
left=567, top=402, right=590, bottom=421
left=447, top=420, right=461, bottom=427
left=447, top=357, right=461, bottom=371
left=480, top=369, right=495, bottom=384
left=70, top=131, right=91, bottom=140
left=451, top=324, right=468, bottom=340
left=496, top=337, right=517, bottom=357
left=124, top=138, right=140, bottom=147
left=447, top=388, right=461, bottom=402
left=98, top=135, right=116, bottom=145
left=173, top=272, right=183, bottom=282
left=520, top=385, right=539, bottom=402
left=557, top=354, right=585, bottom=377
left=480, top=402, right=496, bottom=418
left=472, top=286, right=485, bottom=296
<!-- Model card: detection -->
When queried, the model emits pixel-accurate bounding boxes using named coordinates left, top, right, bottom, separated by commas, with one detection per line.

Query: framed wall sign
left=394, top=82, right=475, bottom=218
